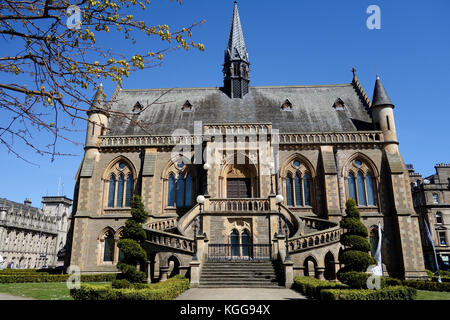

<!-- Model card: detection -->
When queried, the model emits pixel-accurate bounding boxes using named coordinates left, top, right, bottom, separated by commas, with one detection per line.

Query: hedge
left=337, top=271, right=402, bottom=289
left=403, top=280, right=450, bottom=292
left=0, top=273, right=117, bottom=283
left=320, top=286, right=417, bottom=300
left=70, top=275, right=189, bottom=300
left=293, top=276, right=348, bottom=299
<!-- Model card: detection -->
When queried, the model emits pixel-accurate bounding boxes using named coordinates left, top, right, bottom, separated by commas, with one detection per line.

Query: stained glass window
left=185, top=174, right=193, bottom=207
left=348, top=174, right=356, bottom=202
left=295, top=173, right=303, bottom=206
left=125, top=174, right=133, bottom=207
left=286, top=175, right=293, bottom=206
left=116, top=173, right=124, bottom=207
left=357, top=172, right=367, bottom=206
left=304, top=173, right=311, bottom=206
left=168, top=174, right=175, bottom=207
left=366, top=173, right=375, bottom=206
left=108, top=175, right=116, bottom=207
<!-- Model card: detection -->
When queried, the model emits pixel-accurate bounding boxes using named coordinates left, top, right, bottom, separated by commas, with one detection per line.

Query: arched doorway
left=324, top=252, right=336, bottom=280
left=219, top=156, right=258, bottom=198
left=230, top=229, right=240, bottom=258
left=241, top=229, right=252, bottom=258
left=168, top=255, right=180, bottom=278
left=303, top=256, right=317, bottom=277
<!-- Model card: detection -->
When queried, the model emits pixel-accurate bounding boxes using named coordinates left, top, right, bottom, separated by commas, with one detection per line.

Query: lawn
left=415, top=290, right=450, bottom=300
left=0, top=282, right=110, bottom=300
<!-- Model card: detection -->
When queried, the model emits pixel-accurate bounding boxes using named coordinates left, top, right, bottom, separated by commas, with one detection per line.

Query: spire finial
left=376, top=74, right=380, bottom=80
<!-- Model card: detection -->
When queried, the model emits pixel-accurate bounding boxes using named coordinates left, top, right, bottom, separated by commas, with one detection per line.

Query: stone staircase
left=199, top=261, right=283, bottom=288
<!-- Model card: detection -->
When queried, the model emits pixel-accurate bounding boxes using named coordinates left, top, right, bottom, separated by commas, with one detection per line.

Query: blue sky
left=1, top=0, right=449, bottom=207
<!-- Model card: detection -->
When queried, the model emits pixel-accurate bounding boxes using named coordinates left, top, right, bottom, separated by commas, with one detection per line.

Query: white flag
left=424, top=219, right=442, bottom=283
left=372, top=222, right=383, bottom=276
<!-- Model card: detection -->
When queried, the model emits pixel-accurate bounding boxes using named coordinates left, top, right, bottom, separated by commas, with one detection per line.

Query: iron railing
left=208, top=243, right=272, bottom=261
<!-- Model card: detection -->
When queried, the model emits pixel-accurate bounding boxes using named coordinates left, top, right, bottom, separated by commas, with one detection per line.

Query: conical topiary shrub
left=337, top=199, right=376, bottom=286
left=116, top=195, right=149, bottom=283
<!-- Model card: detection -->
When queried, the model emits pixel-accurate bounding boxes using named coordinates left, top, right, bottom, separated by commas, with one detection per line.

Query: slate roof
left=226, top=1, right=248, bottom=63
left=372, top=76, right=393, bottom=108
left=107, top=83, right=373, bottom=136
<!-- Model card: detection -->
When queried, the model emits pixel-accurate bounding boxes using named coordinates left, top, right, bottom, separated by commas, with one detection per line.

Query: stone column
left=315, top=266, right=325, bottom=280
left=189, top=260, right=201, bottom=288
left=160, top=266, right=169, bottom=282
left=283, top=260, right=294, bottom=288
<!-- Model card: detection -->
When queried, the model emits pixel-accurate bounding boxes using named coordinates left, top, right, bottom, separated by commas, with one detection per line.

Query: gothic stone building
left=66, top=2, right=427, bottom=284
left=0, top=196, right=72, bottom=269
left=409, top=164, right=450, bottom=271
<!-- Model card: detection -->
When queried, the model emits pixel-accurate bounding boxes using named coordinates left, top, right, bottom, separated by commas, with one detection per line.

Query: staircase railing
left=287, top=225, right=342, bottom=254
left=144, top=227, right=194, bottom=254
left=145, top=217, right=178, bottom=231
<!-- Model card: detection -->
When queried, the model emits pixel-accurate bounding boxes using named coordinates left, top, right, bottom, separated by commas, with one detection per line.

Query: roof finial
left=376, top=74, right=380, bottom=80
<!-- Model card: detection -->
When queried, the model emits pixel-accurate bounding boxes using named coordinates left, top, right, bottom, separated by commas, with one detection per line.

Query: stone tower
left=223, top=1, right=250, bottom=99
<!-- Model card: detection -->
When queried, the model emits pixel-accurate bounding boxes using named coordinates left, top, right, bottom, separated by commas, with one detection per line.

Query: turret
left=85, top=83, right=109, bottom=150
left=371, top=75, right=398, bottom=153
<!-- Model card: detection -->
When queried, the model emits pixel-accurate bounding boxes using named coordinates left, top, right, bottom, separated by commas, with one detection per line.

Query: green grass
left=0, top=282, right=110, bottom=300
left=415, top=290, right=450, bottom=300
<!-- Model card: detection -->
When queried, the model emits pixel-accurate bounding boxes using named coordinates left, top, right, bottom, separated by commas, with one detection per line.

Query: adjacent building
left=409, top=164, right=450, bottom=271
left=0, top=196, right=72, bottom=269
left=65, top=2, right=427, bottom=283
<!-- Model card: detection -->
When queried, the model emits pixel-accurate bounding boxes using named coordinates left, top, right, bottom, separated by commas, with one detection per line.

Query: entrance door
left=227, top=178, right=251, bottom=198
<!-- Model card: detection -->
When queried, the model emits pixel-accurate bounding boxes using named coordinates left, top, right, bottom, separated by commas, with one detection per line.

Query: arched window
left=168, top=174, right=175, bottom=207
left=304, top=173, right=311, bottom=206
left=108, top=175, right=116, bottom=207
left=185, top=174, right=193, bottom=207
left=106, top=161, right=134, bottom=208
left=165, top=162, right=195, bottom=209
left=125, top=174, right=133, bottom=207
left=294, top=173, right=303, bottom=206
left=176, top=173, right=185, bottom=208
left=348, top=174, right=357, bottom=202
left=116, top=173, right=124, bottom=207
left=346, top=158, right=377, bottom=207
left=366, top=173, right=375, bottom=206
left=103, top=231, right=114, bottom=262
left=284, top=159, right=313, bottom=207
left=357, top=171, right=367, bottom=206
left=286, top=175, right=293, bottom=206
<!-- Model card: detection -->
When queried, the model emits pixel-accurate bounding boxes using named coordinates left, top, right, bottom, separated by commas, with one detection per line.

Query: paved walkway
left=0, top=292, right=35, bottom=300
left=176, top=288, right=307, bottom=300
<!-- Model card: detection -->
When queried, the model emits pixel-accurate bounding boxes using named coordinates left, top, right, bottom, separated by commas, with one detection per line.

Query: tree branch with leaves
left=0, top=0, right=205, bottom=163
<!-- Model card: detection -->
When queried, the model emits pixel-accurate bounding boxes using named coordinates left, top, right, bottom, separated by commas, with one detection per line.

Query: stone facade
left=65, top=2, right=427, bottom=282
left=409, top=163, right=450, bottom=271
left=0, top=196, right=72, bottom=269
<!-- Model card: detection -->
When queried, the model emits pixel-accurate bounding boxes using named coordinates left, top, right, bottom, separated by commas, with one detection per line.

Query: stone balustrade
left=100, top=131, right=384, bottom=148
left=209, top=198, right=271, bottom=212
left=101, top=134, right=203, bottom=147
left=287, top=225, right=342, bottom=253
left=278, top=131, right=383, bottom=145
left=144, top=228, right=194, bottom=253
left=146, top=217, right=178, bottom=231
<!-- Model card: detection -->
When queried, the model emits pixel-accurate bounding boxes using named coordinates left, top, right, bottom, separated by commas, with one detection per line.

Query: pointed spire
left=226, top=1, right=248, bottom=62
left=87, top=84, right=108, bottom=115
left=372, top=75, right=394, bottom=108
